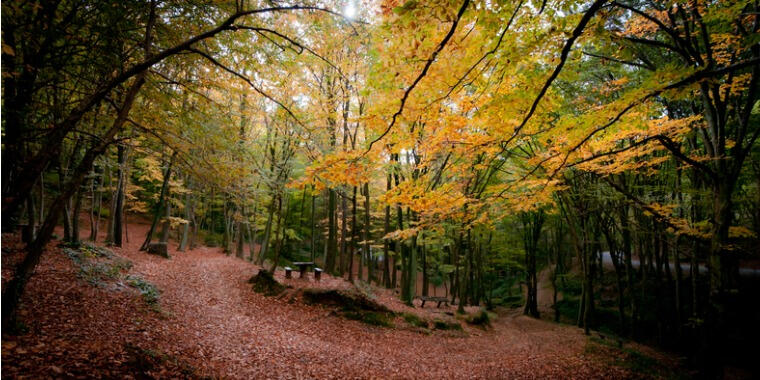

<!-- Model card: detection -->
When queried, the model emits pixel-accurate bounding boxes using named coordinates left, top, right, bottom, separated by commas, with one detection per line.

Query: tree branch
left=365, top=0, right=471, bottom=154
left=187, top=47, right=302, bottom=126
left=502, top=0, right=608, bottom=149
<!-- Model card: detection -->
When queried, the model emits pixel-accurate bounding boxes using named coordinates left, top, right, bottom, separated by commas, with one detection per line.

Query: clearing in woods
left=1, top=223, right=676, bottom=379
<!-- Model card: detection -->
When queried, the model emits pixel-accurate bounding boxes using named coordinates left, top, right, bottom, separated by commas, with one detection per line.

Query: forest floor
left=2, top=223, right=682, bottom=379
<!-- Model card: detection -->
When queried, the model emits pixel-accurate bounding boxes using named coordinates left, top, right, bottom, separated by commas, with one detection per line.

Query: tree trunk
left=340, top=192, right=348, bottom=277
left=113, top=144, right=127, bottom=246
left=141, top=152, right=176, bottom=251
left=58, top=162, right=72, bottom=242
left=363, top=182, right=372, bottom=284
left=310, top=185, right=316, bottom=262
left=349, top=186, right=357, bottom=282
left=326, top=189, right=337, bottom=273
left=258, top=198, right=275, bottom=265
left=383, top=174, right=392, bottom=288
left=178, top=185, right=192, bottom=252
left=271, top=195, right=284, bottom=272
left=521, top=211, right=544, bottom=318
left=71, top=188, right=83, bottom=244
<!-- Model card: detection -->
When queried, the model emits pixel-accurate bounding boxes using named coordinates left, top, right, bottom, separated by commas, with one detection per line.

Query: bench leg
left=437, top=301, right=442, bottom=308
left=299, top=267, right=307, bottom=278
left=421, top=300, right=426, bottom=308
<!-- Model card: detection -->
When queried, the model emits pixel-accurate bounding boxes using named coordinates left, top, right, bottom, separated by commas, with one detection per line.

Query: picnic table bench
left=292, top=261, right=315, bottom=278
left=417, top=296, right=450, bottom=308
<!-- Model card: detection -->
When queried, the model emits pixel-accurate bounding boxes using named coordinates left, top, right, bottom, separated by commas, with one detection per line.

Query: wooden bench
left=417, top=296, right=450, bottom=308
left=284, top=266, right=293, bottom=279
left=314, top=267, right=323, bottom=281
left=292, top=261, right=315, bottom=278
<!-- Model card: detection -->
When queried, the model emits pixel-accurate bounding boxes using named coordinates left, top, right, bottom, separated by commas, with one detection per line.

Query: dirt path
left=118, top=236, right=630, bottom=378
left=2, top=224, right=661, bottom=379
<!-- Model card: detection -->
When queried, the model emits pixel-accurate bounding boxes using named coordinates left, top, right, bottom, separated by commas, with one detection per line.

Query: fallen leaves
left=2, top=223, right=663, bottom=379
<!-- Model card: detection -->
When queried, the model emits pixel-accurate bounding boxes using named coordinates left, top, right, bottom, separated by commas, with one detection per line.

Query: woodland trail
left=2, top=224, right=672, bottom=379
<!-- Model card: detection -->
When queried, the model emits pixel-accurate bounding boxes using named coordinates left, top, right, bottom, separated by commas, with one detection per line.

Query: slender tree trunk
left=71, top=188, right=83, bottom=244
left=258, top=198, right=275, bottom=265
left=178, top=183, right=192, bottom=252
left=141, top=152, right=176, bottom=251
left=383, top=174, right=392, bottom=288
left=236, top=206, right=245, bottom=259
left=422, top=241, right=428, bottom=297
left=310, top=185, right=316, bottom=262
left=271, top=195, right=284, bottom=272
left=326, top=189, right=337, bottom=273
left=113, top=144, right=127, bottom=246
left=363, top=182, right=372, bottom=284
left=159, top=189, right=172, bottom=244
left=340, top=192, right=348, bottom=277
left=349, top=186, right=357, bottom=282
left=249, top=202, right=258, bottom=261
left=521, top=211, right=544, bottom=318
left=58, top=162, right=72, bottom=242
left=25, top=195, right=36, bottom=242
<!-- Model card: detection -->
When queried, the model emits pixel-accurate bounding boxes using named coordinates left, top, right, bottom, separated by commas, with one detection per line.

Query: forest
left=2, top=0, right=759, bottom=378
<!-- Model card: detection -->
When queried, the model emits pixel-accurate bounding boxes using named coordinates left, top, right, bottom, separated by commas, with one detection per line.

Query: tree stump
left=146, top=242, right=169, bottom=258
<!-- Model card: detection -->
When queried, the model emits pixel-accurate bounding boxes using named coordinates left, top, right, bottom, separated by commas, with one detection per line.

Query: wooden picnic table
left=417, top=296, right=450, bottom=308
left=292, top=261, right=315, bottom=278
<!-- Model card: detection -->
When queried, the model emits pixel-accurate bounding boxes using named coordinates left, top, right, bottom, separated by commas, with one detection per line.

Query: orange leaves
left=380, top=180, right=467, bottom=218
left=298, top=150, right=374, bottom=190
left=624, top=10, right=667, bottom=38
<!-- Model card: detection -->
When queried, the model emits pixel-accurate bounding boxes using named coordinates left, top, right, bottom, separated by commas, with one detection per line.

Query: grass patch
left=125, top=344, right=203, bottom=378
left=433, top=319, right=463, bottom=331
left=358, top=311, right=394, bottom=327
left=342, top=309, right=394, bottom=327
left=127, top=275, right=161, bottom=312
left=64, top=243, right=132, bottom=286
left=303, top=288, right=395, bottom=328
left=402, top=313, right=429, bottom=328
left=302, top=288, right=390, bottom=313
left=586, top=336, right=682, bottom=379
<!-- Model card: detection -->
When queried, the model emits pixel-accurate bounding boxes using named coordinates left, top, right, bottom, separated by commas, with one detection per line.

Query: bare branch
left=187, top=47, right=302, bottom=126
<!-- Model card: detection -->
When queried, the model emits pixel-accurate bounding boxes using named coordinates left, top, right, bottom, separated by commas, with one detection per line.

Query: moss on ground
left=303, top=288, right=395, bottom=328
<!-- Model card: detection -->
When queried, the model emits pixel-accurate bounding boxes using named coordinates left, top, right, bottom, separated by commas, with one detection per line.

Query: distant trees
left=1, top=0, right=346, bottom=326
